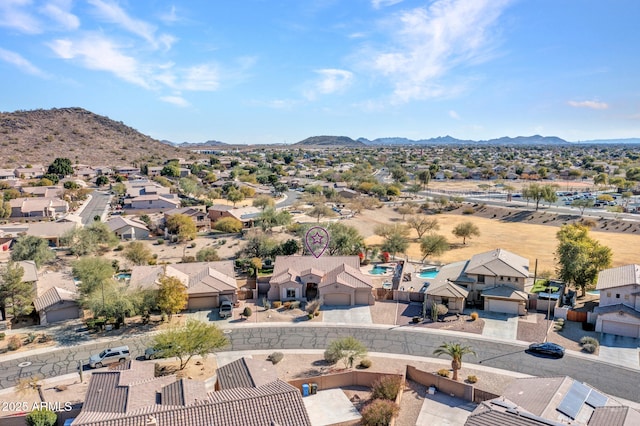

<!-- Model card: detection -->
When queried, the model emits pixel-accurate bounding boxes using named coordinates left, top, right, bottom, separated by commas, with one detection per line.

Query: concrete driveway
left=470, top=311, right=519, bottom=340
left=322, top=305, right=372, bottom=324
left=598, top=334, right=640, bottom=369
left=416, top=391, right=477, bottom=425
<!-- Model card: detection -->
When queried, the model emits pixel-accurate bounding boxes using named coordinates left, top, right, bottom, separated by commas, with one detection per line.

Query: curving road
left=1, top=324, right=638, bottom=403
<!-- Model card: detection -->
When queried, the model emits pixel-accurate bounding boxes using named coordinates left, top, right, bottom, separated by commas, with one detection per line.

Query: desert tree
left=152, top=319, right=229, bottom=370
left=0, top=261, right=34, bottom=318
left=555, top=223, right=612, bottom=297
left=451, top=221, right=480, bottom=245
left=326, top=336, right=368, bottom=369
left=123, top=241, right=153, bottom=266
left=419, top=234, right=449, bottom=262
left=157, top=274, right=188, bottom=320
left=10, top=235, right=55, bottom=268
left=406, top=215, right=439, bottom=239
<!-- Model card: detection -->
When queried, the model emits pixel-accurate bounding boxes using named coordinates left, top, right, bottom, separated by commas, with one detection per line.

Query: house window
left=477, top=275, right=485, bottom=283
left=616, top=294, right=620, bottom=299
left=507, top=277, right=511, bottom=281
left=286, top=288, right=296, bottom=298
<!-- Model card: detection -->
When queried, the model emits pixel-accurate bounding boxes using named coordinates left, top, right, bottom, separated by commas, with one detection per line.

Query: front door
left=305, top=283, right=318, bottom=300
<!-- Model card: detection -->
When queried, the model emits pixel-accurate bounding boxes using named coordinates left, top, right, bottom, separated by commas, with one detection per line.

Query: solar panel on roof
left=557, top=382, right=591, bottom=419
left=585, top=390, right=608, bottom=408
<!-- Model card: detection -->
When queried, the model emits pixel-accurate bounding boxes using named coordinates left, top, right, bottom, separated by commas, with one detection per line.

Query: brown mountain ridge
left=0, top=107, right=194, bottom=167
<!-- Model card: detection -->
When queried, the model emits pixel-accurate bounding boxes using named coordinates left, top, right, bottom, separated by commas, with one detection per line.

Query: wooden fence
left=567, top=310, right=588, bottom=322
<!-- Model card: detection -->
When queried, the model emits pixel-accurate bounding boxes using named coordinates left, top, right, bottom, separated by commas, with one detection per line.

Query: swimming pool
left=370, top=265, right=392, bottom=275
left=418, top=270, right=439, bottom=279
left=116, top=273, right=132, bottom=281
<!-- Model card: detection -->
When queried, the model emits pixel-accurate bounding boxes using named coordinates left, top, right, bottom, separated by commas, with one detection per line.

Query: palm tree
left=433, top=342, right=476, bottom=381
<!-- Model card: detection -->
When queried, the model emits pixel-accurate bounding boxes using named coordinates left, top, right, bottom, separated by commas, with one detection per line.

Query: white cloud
left=48, top=35, right=149, bottom=88
left=0, top=47, right=47, bottom=77
left=372, top=0, right=404, bottom=10
left=180, top=64, right=220, bottom=91
left=41, top=0, right=79, bottom=30
left=368, top=0, right=511, bottom=103
left=304, top=68, right=353, bottom=100
left=159, top=5, right=180, bottom=24
left=0, top=0, right=42, bottom=34
left=449, top=110, right=460, bottom=120
left=568, top=100, right=608, bottom=110
left=160, top=95, right=190, bottom=107
left=88, top=0, right=175, bottom=50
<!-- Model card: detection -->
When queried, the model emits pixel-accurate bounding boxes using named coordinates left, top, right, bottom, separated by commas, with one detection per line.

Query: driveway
left=416, top=391, right=477, bottom=425
left=469, top=311, right=519, bottom=340
left=598, top=334, right=640, bottom=369
left=322, top=305, right=372, bottom=324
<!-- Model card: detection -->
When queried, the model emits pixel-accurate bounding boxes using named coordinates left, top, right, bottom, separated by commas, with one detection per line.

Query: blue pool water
left=586, top=290, right=600, bottom=295
left=116, top=273, right=132, bottom=280
left=418, top=270, right=439, bottom=279
left=370, top=265, right=391, bottom=275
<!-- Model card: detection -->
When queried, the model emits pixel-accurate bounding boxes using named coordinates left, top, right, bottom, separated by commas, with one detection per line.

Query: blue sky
left=1, top=0, right=639, bottom=144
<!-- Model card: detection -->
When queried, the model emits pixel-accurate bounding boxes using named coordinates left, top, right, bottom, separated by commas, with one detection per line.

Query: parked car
left=89, top=346, right=131, bottom=368
left=144, top=343, right=174, bottom=360
left=527, top=342, right=565, bottom=358
left=219, top=300, right=233, bottom=319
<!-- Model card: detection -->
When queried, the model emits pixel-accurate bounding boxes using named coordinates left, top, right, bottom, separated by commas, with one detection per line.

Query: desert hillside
left=0, top=107, right=196, bottom=167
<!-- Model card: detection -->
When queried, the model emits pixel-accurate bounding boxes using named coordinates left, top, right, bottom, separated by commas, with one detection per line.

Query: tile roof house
left=106, top=216, right=150, bottom=240
left=593, top=264, right=640, bottom=338
left=268, top=256, right=374, bottom=306
left=72, top=359, right=311, bottom=426
left=9, top=197, right=69, bottom=218
left=129, top=261, right=237, bottom=310
left=32, top=269, right=80, bottom=324
left=207, top=204, right=261, bottom=228
left=164, top=207, right=210, bottom=231
left=26, top=221, right=78, bottom=246
left=424, top=279, right=469, bottom=314
left=467, top=376, right=640, bottom=426
left=436, top=249, right=532, bottom=315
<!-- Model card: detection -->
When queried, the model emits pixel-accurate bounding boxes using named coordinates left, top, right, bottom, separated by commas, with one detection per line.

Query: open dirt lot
left=344, top=203, right=640, bottom=274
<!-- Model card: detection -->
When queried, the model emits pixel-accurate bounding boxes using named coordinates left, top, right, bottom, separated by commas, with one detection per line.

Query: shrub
left=412, top=316, right=421, bottom=323
left=307, top=313, right=313, bottom=320
left=0, top=332, right=5, bottom=341
left=470, top=312, right=479, bottom=321
left=305, top=298, right=323, bottom=315
left=242, top=307, right=252, bottom=318
left=582, top=343, right=597, bottom=354
left=462, top=207, right=475, bottom=215
left=156, top=238, right=165, bottom=245
left=26, top=407, right=57, bottom=426
left=214, top=217, right=243, bottom=233
left=360, top=399, right=400, bottom=426
left=359, top=358, right=372, bottom=369
left=580, top=336, right=599, bottom=347
left=273, top=301, right=282, bottom=309
left=290, top=301, right=300, bottom=309
left=467, top=375, right=478, bottom=383
left=437, top=368, right=450, bottom=378
left=38, top=334, right=53, bottom=343
left=114, top=244, right=124, bottom=251
left=371, top=375, right=403, bottom=401
left=267, top=352, right=284, bottom=364
left=283, top=301, right=291, bottom=309
left=262, top=297, right=271, bottom=310
left=26, top=333, right=36, bottom=344
left=324, top=348, right=340, bottom=365
left=8, top=336, right=22, bottom=351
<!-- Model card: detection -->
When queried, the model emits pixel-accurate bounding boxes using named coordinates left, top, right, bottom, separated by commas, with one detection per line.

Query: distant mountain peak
left=294, top=135, right=365, bottom=147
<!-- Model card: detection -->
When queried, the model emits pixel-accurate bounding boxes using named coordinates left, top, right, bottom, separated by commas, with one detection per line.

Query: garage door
left=46, top=306, right=80, bottom=323
left=487, top=299, right=519, bottom=315
left=323, top=293, right=351, bottom=306
left=355, top=291, right=372, bottom=305
left=188, top=295, right=218, bottom=310
left=602, top=320, right=640, bottom=338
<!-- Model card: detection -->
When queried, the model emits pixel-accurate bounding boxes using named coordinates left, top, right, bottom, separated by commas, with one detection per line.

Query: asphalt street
left=1, top=324, right=638, bottom=403
left=79, top=190, right=112, bottom=226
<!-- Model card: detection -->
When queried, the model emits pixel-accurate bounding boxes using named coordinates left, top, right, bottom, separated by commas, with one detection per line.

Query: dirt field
left=343, top=203, right=640, bottom=274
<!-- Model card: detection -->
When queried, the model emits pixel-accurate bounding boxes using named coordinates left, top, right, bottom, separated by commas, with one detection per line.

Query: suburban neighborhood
left=0, top=138, right=640, bottom=426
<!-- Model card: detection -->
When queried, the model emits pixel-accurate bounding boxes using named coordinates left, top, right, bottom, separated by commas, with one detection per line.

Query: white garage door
left=488, top=299, right=519, bottom=315
left=323, top=293, right=351, bottom=306
left=602, top=320, right=640, bottom=338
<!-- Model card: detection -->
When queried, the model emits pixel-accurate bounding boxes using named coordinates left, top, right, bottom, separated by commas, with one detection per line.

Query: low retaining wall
left=406, top=365, right=474, bottom=401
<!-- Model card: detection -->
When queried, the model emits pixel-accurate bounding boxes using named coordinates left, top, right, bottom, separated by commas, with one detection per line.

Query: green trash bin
left=310, top=383, right=318, bottom=394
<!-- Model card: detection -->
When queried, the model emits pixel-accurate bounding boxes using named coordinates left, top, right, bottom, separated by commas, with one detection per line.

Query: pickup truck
left=219, top=300, right=233, bottom=319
